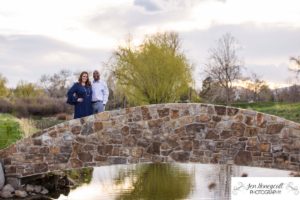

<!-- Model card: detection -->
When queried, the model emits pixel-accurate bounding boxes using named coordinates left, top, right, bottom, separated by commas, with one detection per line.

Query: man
left=91, top=70, right=109, bottom=113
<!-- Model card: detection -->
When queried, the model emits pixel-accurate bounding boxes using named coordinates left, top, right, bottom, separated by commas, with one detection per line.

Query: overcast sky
left=0, top=0, right=300, bottom=89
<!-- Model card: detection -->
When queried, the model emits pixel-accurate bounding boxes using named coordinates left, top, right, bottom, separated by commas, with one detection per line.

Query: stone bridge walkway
left=0, top=103, right=299, bottom=186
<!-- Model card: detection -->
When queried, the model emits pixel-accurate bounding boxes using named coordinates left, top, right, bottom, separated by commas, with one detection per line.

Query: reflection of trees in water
left=21, top=173, right=71, bottom=199
left=218, top=165, right=232, bottom=199
left=66, top=167, right=93, bottom=186
left=21, top=168, right=94, bottom=199
left=114, top=163, right=194, bottom=200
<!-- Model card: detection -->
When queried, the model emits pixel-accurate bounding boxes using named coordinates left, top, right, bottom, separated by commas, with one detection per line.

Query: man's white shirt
left=92, top=80, right=109, bottom=104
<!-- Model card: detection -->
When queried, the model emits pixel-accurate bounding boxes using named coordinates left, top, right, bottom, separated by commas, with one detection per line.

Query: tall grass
left=17, top=118, right=39, bottom=138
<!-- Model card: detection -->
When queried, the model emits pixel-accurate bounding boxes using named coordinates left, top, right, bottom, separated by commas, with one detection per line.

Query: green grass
left=0, top=114, right=65, bottom=150
left=232, top=102, right=300, bottom=123
left=0, top=114, right=22, bottom=149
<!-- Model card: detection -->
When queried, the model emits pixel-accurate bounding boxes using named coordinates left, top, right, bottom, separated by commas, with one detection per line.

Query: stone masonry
left=0, top=103, right=300, bottom=185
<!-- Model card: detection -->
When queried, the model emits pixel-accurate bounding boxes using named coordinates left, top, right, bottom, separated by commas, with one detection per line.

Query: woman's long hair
left=78, top=71, right=91, bottom=86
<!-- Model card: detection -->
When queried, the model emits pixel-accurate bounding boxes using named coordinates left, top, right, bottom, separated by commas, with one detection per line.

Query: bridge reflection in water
left=21, top=163, right=291, bottom=200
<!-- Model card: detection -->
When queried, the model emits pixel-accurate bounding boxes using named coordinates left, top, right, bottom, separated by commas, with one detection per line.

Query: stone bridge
left=1, top=103, right=300, bottom=186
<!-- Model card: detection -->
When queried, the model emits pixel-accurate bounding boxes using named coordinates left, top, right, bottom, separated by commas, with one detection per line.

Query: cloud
left=1, top=0, right=300, bottom=89
left=0, top=35, right=110, bottom=87
left=2, top=23, right=299, bottom=89
left=85, top=3, right=189, bottom=40
left=179, top=23, right=300, bottom=87
left=133, top=0, right=161, bottom=11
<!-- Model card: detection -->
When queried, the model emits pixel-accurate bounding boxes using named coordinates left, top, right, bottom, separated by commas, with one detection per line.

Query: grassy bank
left=0, top=114, right=23, bottom=149
left=0, top=114, right=66, bottom=149
left=233, top=102, right=300, bottom=123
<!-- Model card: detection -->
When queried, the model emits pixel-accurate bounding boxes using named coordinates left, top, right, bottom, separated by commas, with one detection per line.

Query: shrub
left=10, top=97, right=73, bottom=117
left=14, top=103, right=29, bottom=118
left=0, top=98, right=13, bottom=113
left=56, top=113, right=68, bottom=120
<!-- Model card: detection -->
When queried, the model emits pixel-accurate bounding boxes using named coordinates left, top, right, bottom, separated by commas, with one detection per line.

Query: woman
left=67, top=71, right=93, bottom=119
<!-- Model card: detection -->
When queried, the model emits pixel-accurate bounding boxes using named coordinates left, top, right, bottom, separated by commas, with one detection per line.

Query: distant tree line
left=0, top=31, right=299, bottom=118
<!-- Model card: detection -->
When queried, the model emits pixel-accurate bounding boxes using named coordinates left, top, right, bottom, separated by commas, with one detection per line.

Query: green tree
left=0, top=74, right=9, bottom=97
left=112, top=32, right=193, bottom=105
left=115, top=164, right=193, bottom=200
left=14, top=81, right=44, bottom=98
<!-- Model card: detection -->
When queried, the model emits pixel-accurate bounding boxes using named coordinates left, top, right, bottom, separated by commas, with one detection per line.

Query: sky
left=0, top=0, right=300, bottom=89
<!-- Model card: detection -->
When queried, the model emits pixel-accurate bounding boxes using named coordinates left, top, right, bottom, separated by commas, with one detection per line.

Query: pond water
left=21, top=163, right=292, bottom=200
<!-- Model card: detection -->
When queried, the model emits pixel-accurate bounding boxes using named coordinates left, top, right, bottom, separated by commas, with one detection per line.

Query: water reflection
left=19, top=163, right=292, bottom=200
left=114, top=164, right=194, bottom=200
left=21, top=168, right=93, bottom=199
left=66, top=168, right=93, bottom=186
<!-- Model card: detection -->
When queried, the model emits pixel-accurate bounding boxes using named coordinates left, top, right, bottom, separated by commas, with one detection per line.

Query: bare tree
left=205, top=33, right=243, bottom=105
left=289, top=56, right=300, bottom=79
left=40, top=69, right=72, bottom=98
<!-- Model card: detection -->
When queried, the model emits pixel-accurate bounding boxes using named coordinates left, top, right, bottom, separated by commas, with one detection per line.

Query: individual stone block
left=170, top=151, right=190, bottom=162
left=195, top=114, right=211, bottom=123
left=220, top=130, right=232, bottom=139
left=256, top=113, right=267, bottom=128
left=245, top=116, right=254, bottom=126
left=141, top=106, right=152, bottom=120
left=205, top=130, right=219, bottom=140
left=78, top=152, right=93, bottom=162
left=146, top=142, right=161, bottom=155
left=266, top=124, right=285, bottom=134
left=108, top=157, right=127, bottom=164
left=81, top=122, right=94, bottom=135
left=259, top=143, right=271, bottom=152
left=212, top=116, right=221, bottom=122
left=93, top=122, right=103, bottom=131
left=244, top=127, right=258, bottom=137
left=231, top=123, right=245, bottom=137
left=34, top=163, right=48, bottom=173
left=247, top=138, right=257, bottom=147
left=227, top=107, right=239, bottom=116
left=215, top=106, right=226, bottom=115
left=181, top=140, right=193, bottom=151
left=148, top=118, right=164, bottom=129
left=171, top=110, right=179, bottom=119
left=234, top=151, right=252, bottom=165
left=157, top=108, right=170, bottom=118
left=131, top=147, right=144, bottom=158
left=185, top=123, right=205, bottom=134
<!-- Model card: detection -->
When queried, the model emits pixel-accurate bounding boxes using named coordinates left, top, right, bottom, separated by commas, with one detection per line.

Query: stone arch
left=0, top=103, right=299, bottom=186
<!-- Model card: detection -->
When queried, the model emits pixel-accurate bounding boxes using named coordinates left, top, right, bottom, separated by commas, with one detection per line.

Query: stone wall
left=1, top=103, right=300, bottom=182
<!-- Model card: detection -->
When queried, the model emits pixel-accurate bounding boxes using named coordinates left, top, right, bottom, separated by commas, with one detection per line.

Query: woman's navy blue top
left=67, top=82, right=93, bottom=119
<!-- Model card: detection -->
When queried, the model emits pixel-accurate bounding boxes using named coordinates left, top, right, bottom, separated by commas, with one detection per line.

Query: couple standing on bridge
left=67, top=70, right=109, bottom=119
